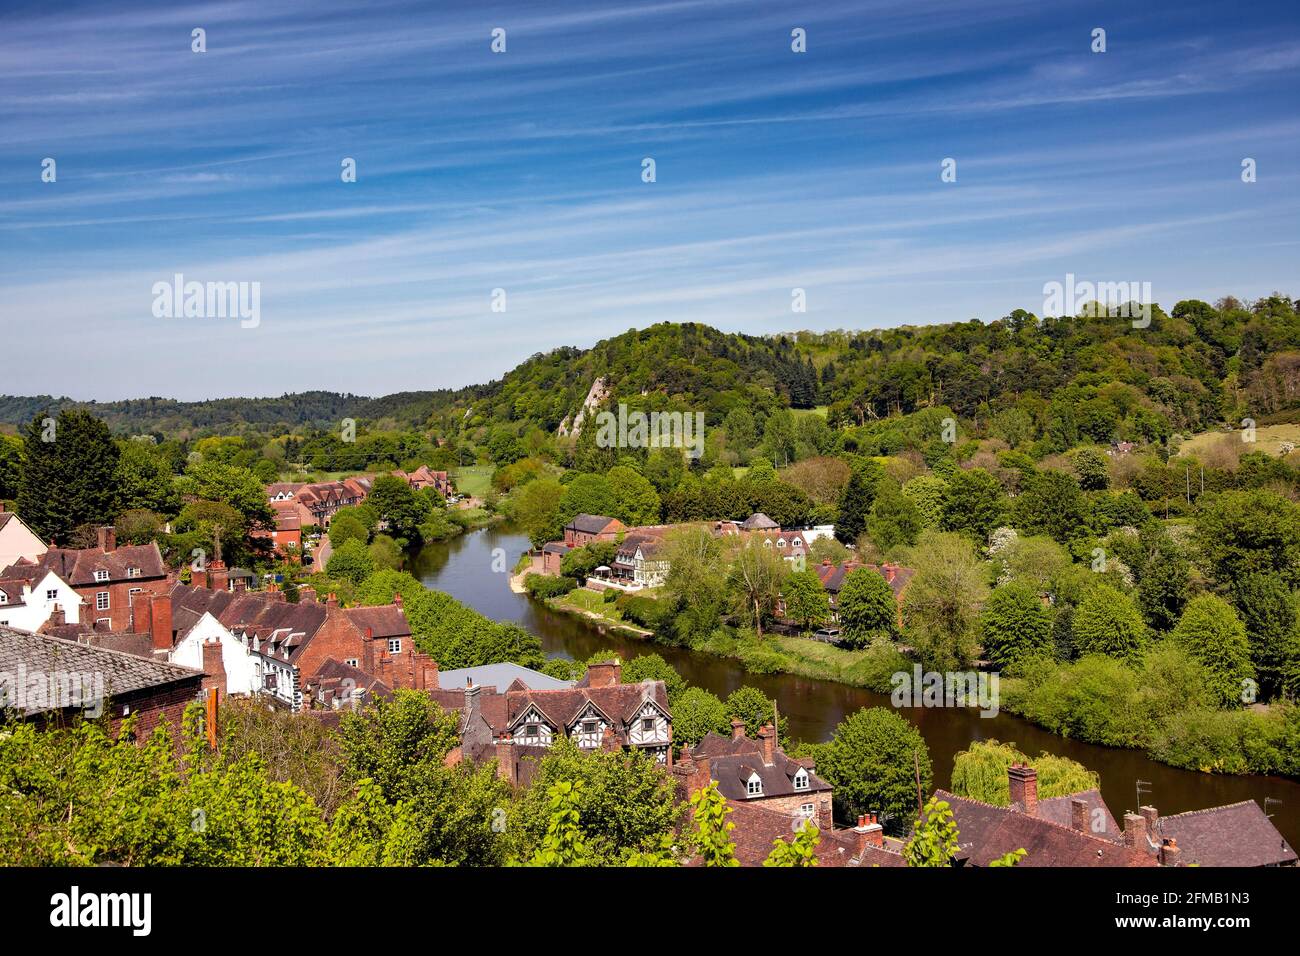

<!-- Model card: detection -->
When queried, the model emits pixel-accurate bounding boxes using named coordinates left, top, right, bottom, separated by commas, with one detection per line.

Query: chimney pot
left=758, top=723, right=776, bottom=765
left=1123, top=812, right=1148, bottom=850
left=730, top=717, right=746, bottom=740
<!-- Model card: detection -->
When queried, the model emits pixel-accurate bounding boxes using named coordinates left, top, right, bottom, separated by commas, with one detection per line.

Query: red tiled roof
left=14, top=542, right=166, bottom=587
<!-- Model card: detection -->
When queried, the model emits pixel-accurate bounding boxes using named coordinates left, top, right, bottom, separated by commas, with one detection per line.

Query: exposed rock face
left=557, top=376, right=610, bottom=438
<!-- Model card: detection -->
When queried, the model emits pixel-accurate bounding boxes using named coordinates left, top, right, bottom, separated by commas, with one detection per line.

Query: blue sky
left=2, top=0, right=1298, bottom=401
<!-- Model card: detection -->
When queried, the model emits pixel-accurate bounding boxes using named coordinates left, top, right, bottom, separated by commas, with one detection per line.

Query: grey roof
left=565, top=514, right=618, bottom=534
left=0, top=624, right=202, bottom=716
left=739, top=512, right=779, bottom=530
left=437, top=662, right=574, bottom=692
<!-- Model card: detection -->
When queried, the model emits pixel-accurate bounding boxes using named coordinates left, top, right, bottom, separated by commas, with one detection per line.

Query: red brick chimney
left=201, top=639, right=227, bottom=699
left=392, top=591, right=403, bottom=608
left=209, top=560, right=228, bottom=593
left=852, top=813, right=884, bottom=854
left=150, top=592, right=172, bottom=651
left=415, top=653, right=438, bottom=690
left=299, top=586, right=317, bottom=603
left=326, top=592, right=339, bottom=608
left=601, top=725, right=621, bottom=752
left=882, top=562, right=896, bottom=584
left=1140, top=805, right=1159, bottom=836
left=46, top=604, right=65, bottom=627
left=758, top=723, right=776, bottom=765
left=586, top=658, right=621, bottom=688
left=496, top=734, right=517, bottom=786
left=131, top=590, right=153, bottom=635
left=191, top=565, right=209, bottom=589
left=1070, top=797, right=1090, bottom=833
left=97, top=526, right=116, bottom=553
left=730, top=717, right=746, bottom=740
left=1123, top=812, right=1148, bottom=850
left=1008, top=763, right=1038, bottom=816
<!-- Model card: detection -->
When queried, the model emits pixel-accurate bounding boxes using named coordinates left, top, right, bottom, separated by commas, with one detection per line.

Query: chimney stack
left=300, top=586, right=317, bottom=603
left=150, top=592, right=173, bottom=652
left=758, top=723, right=776, bottom=766
left=730, top=717, right=746, bottom=740
left=132, top=590, right=153, bottom=636
left=1008, top=763, right=1038, bottom=816
left=852, top=813, right=885, bottom=854
left=1140, top=805, right=1159, bottom=836
left=392, top=591, right=403, bottom=608
left=326, top=592, right=339, bottom=608
left=97, top=526, right=116, bottom=553
left=191, top=565, right=209, bottom=589
left=496, top=734, right=517, bottom=786
left=209, top=560, right=228, bottom=594
left=201, top=639, right=227, bottom=700
left=586, top=658, right=621, bottom=688
left=1123, top=813, right=1148, bottom=850
left=1070, top=797, right=1090, bottom=833
left=46, top=603, right=65, bottom=628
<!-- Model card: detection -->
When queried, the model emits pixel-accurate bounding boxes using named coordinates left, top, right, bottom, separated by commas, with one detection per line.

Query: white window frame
left=126, top=567, right=141, bottom=579
left=793, top=769, right=809, bottom=791
left=746, top=774, right=762, bottom=797
left=94, top=570, right=109, bottom=583
left=45, top=588, right=58, bottom=602
left=96, top=591, right=110, bottom=611
left=387, top=638, right=402, bottom=654
left=799, top=803, right=816, bottom=817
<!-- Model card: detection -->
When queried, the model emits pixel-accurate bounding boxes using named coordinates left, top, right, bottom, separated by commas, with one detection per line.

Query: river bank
left=408, top=524, right=1300, bottom=848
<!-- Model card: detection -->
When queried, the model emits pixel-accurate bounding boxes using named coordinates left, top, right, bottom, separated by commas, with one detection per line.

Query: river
left=410, top=524, right=1300, bottom=846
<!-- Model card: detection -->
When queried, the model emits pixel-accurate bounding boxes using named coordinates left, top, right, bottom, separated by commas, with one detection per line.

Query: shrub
left=524, top=573, right=577, bottom=599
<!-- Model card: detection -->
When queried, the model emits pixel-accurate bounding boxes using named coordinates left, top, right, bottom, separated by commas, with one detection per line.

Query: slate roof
left=933, top=790, right=1157, bottom=867
left=310, top=657, right=393, bottom=702
left=10, top=542, right=166, bottom=586
left=437, top=662, right=574, bottom=692
left=506, top=680, right=670, bottom=732
left=170, top=584, right=330, bottom=663
left=815, top=560, right=915, bottom=600
left=565, top=514, right=620, bottom=535
left=1037, top=790, right=1121, bottom=842
left=690, top=732, right=831, bottom=801
left=1155, top=801, right=1297, bottom=867
left=0, top=624, right=201, bottom=716
left=739, top=513, right=779, bottom=530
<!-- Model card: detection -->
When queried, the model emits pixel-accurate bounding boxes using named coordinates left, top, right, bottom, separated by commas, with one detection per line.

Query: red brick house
left=394, top=466, right=453, bottom=497
left=562, top=514, right=625, bottom=548
left=251, top=501, right=303, bottom=558
left=1, top=527, right=170, bottom=632
left=0, top=623, right=204, bottom=744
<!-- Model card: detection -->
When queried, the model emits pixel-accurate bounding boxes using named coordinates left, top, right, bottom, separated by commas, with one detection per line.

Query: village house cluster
left=0, top=504, right=1293, bottom=868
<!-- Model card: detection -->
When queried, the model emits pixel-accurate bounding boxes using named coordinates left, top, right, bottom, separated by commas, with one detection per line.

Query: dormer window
left=94, top=570, right=109, bottom=583
left=793, top=768, right=809, bottom=791
left=0, top=593, right=7, bottom=605
left=746, top=773, right=763, bottom=797
left=126, top=567, right=141, bottom=579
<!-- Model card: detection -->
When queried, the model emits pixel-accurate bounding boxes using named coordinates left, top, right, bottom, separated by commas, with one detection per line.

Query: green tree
left=979, top=582, right=1052, bottom=670
left=901, top=531, right=988, bottom=670
left=558, top=473, right=618, bottom=526
left=950, top=740, right=1099, bottom=805
left=782, top=568, right=831, bottom=632
left=1170, top=595, right=1255, bottom=707
left=687, top=782, right=737, bottom=867
left=115, top=440, right=180, bottom=514
left=329, top=510, right=370, bottom=549
left=903, top=797, right=959, bottom=867
left=326, top=538, right=377, bottom=585
left=723, top=685, right=788, bottom=741
left=671, top=687, right=730, bottom=746
left=1015, top=470, right=1089, bottom=544
left=868, top=478, right=923, bottom=552
left=620, top=653, right=686, bottom=701
left=940, top=468, right=1004, bottom=542
left=0, top=433, right=22, bottom=501
left=661, top=526, right=728, bottom=641
left=1195, top=489, right=1300, bottom=587
left=368, top=474, right=429, bottom=542
left=527, top=781, right=591, bottom=867
left=814, top=707, right=931, bottom=827
left=902, top=474, right=947, bottom=528
left=513, top=477, right=565, bottom=548
left=1073, top=583, right=1148, bottom=663
left=764, top=822, right=821, bottom=867
left=1070, top=447, right=1110, bottom=490
left=726, top=536, right=786, bottom=636
left=1232, top=574, right=1300, bottom=699
left=836, top=567, right=898, bottom=647
left=17, top=409, right=121, bottom=543
left=606, top=465, right=661, bottom=526
left=835, top=465, right=879, bottom=544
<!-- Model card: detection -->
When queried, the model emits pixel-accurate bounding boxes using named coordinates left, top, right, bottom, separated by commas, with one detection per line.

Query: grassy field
left=1176, top=423, right=1300, bottom=459
left=451, top=465, right=494, bottom=497
left=791, top=405, right=829, bottom=419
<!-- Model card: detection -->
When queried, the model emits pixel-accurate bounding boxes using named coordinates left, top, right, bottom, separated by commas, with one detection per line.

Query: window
left=799, top=803, right=816, bottom=817
left=642, top=717, right=654, bottom=733
left=582, top=720, right=597, bottom=734
left=793, top=769, right=809, bottom=791
left=128, top=587, right=143, bottom=599
left=0, top=593, right=6, bottom=605
left=96, top=592, right=110, bottom=611
left=46, top=589, right=58, bottom=602
left=96, top=617, right=111, bottom=627
left=126, top=567, right=141, bottom=579
left=387, top=638, right=402, bottom=653
left=344, top=658, right=359, bottom=668
left=94, top=570, right=109, bottom=583
left=746, top=774, right=762, bottom=797
left=525, top=723, right=539, bottom=739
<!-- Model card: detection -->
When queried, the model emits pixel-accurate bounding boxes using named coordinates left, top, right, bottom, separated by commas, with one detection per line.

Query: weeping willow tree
left=950, top=739, right=1099, bottom=805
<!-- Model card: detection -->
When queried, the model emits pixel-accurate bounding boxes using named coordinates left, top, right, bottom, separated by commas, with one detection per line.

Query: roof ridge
left=0, top=624, right=200, bottom=677
left=1159, top=799, right=1257, bottom=819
